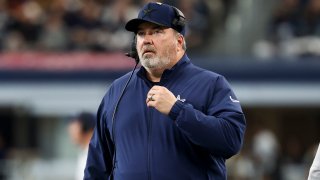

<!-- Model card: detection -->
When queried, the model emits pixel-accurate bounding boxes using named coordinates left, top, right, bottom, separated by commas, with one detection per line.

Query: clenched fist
left=146, top=85, right=177, bottom=115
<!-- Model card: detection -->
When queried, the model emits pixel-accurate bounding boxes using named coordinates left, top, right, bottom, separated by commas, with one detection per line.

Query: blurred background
left=0, top=0, right=319, bottom=179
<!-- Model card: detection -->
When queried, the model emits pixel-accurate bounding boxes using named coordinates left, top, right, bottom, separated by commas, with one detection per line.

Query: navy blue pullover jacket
left=84, top=54, right=246, bottom=180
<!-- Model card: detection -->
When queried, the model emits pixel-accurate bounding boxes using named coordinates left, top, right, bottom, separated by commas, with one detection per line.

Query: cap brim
left=125, top=18, right=168, bottom=33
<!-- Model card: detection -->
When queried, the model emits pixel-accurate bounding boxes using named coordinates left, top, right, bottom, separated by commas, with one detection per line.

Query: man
left=308, top=143, right=320, bottom=180
left=68, top=112, right=95, bottom=180
left=85, top=2, right=246, bottom=180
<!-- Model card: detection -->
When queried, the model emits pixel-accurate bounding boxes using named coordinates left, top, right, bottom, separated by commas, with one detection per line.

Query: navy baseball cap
left=125, top=2, right=186, bottom=36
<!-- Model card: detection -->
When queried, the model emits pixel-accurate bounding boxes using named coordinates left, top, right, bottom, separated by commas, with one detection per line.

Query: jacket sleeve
left=169, top=75, right=246, bottom=158
left=84, top=98, right=114, bottom=179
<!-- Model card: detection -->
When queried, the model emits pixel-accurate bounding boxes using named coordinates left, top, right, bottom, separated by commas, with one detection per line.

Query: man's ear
left=177, top=34, right=184, bottom=51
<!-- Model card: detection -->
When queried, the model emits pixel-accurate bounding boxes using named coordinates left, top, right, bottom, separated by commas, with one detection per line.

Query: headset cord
left=109, top=61, right=139, bottom=179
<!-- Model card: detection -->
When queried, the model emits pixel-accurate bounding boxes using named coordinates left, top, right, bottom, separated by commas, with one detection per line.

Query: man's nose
left=142, top=34, right=153, bottom=45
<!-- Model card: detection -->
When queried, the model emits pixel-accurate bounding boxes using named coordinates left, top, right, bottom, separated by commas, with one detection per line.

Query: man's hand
left=146, top=85, right=177, bottom=115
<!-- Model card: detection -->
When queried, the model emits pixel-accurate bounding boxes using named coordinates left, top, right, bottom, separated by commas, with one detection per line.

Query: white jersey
left=76, top=146, right=88, bottom=180
left=308, top=143, right=320, bottom=180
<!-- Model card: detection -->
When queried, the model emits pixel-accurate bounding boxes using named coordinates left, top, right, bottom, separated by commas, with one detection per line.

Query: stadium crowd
left=0, top=0, right=222, bottom=53
left=255, top=0, right=320, bottom=58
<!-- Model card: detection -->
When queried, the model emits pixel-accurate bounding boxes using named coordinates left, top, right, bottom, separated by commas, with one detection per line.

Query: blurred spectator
left=302, top=0, right=320, bottom=36
left=2, top=31, right=27, bottom=51
left=227, top=147, right=256, bottom=180
left=269, top=0, right=302, bottom=42
left=252, top=128, right=279, bottom=179
left=37, top=0, right=68, bottom=51
left=3, top=0, right=44, bottom=51
left=254, top=0, right=320, bottom=58
left=100, top=0, right=138, bottom=51
left=252, top=125, right=280, bottom=179
left=0, top=133, right=8, bottom=180
left=0, top=0, right=8, bottom=49
left=177, top=0, right=212, bottom=51
left=68, top=112, right=96, bottom=180
left=280, top=137, right=307, bottom=180
left=63, top=0, right=104, bottom=51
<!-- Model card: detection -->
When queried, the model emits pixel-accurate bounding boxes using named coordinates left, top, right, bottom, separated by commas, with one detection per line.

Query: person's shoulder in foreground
left=308, top=143, right=320, bottom=180
left=84, top=2, right=246, bottom=180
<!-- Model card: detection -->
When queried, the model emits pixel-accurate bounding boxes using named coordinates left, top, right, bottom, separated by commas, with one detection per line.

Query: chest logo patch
left=177, top=95, right=186, bottom=102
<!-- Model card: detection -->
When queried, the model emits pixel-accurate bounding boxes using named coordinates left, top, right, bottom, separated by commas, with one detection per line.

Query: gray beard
left=139, top=39, right=176, bottom=70
left=140, top=53, right=171, bottom=69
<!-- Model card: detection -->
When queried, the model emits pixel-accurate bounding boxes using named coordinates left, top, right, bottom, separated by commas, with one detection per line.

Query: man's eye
left=154, top=29, right=162, bottom=34
left=137, top=31, right=145, bottom=36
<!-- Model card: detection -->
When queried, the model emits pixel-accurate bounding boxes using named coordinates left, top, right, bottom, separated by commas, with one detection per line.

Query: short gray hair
left=175, top=32, right=187, bottom=51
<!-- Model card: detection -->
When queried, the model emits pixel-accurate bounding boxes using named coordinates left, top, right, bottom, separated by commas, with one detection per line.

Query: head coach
left=84, top=2, right=246, bottom=180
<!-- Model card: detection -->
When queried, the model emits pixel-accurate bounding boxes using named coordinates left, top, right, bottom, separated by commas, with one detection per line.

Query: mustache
left=142, top=46, right=156, bottom=54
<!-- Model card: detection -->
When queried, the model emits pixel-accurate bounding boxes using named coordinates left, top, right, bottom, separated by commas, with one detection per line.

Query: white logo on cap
left=156, top=2, right=162, bottom=5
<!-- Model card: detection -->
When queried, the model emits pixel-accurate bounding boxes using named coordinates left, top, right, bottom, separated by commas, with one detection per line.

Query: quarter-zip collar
left=137, top=53, right=190, bottom=86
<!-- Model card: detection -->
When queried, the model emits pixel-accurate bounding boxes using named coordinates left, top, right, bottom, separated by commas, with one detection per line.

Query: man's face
left=68, top=121, right=83, bottom=146
left=136, top=22, right=178, bottom=70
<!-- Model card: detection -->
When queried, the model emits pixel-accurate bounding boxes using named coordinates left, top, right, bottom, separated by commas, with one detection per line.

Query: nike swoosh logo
left=230, top=96, right=240, bottom=103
